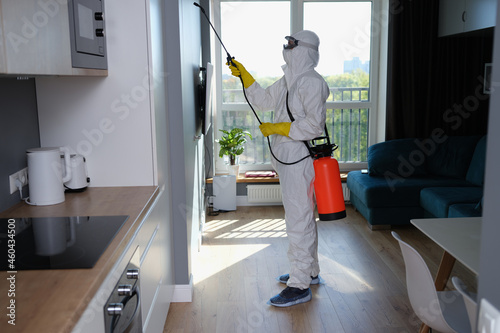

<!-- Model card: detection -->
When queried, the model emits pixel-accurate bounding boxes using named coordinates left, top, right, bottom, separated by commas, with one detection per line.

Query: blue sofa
left=347, top=135, right=486, bottom=229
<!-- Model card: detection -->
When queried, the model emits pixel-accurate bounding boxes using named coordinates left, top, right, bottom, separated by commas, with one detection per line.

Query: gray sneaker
left=269, top=286, right=312, bottom=307
left=277, top=273, right=320, bottom=285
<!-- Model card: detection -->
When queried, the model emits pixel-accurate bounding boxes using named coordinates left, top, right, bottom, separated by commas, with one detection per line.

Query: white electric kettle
left=64, top=154, right=90, bottom=191
left=27, top=147, right=72, bottom=206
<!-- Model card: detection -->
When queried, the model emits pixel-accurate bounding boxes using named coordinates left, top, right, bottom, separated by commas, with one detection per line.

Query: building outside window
left=214, top=0, right=385, bottom=174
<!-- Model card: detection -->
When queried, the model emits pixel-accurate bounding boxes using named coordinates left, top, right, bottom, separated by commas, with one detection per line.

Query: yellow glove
left=226, top=59, right=255, bottom=89
left=259, top=122, right=291, bottom=137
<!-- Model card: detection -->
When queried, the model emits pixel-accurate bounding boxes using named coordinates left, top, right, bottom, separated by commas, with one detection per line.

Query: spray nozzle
left=193, top=2, right=205, bottom=13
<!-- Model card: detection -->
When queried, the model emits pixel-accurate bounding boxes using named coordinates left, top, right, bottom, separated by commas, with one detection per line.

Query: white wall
left=148, top=0, right=175, bottom=309
left=164, top=0, right=203, bottom=286
left=35, top=0, right=155, bottom=187
left=477, top=0, right=500, bottom=314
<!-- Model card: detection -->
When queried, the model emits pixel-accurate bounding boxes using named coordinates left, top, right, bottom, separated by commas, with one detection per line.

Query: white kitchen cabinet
left=0, top=0, right=107, bottom=76
left=439, top=0, right=497, bottom=37
left=72, top=188, right=172, bottom=333
left=135, top=189, right=172, bottom=332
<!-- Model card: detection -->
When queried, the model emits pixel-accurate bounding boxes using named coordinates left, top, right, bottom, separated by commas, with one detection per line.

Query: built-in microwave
left=68, top=0, right=107, bottom=70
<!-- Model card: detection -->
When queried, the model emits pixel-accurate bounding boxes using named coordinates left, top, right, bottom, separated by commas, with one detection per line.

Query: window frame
left=213, top=0, right=387, bottom=174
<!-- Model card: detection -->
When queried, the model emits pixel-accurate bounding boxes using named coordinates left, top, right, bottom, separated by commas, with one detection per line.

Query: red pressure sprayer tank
left=313, top=156, right=346, bottom=221
left=308, top=137, right=346, bottom=221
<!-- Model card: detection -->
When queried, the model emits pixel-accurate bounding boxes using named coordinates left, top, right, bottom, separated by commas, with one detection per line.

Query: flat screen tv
left=198, top=62, right=214, bottom=136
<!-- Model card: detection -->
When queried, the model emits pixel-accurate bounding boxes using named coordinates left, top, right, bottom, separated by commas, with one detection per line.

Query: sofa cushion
left=349, top=191, right=425, bottom=226
left=347, top=171, right=473, bottom=208
left=420, top=187, right=484, bottom=218
left=367, top=138, right=427, bottom=177
left=426, top=136, right=480, bottom=179
left=466, top=135, right=487, bottom=186
left=448, top=203, right=482, bottom=218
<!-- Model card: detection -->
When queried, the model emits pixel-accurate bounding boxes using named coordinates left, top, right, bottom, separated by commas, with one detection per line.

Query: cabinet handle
left=107, top=303, right=123, bottom=316
left=126, top=268, right=139, bottom=280
left=462, top=11, right=467, bottom=22
left=117, top=284, right=133, bottom=296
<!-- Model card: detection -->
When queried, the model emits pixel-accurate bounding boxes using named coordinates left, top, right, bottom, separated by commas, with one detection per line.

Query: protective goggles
left=283, top=36, right=318, bottom=51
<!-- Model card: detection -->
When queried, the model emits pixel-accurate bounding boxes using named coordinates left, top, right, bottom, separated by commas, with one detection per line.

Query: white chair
left=391, top=231, right=471, bottom=333
left=452, top=276, right=478, bottom=333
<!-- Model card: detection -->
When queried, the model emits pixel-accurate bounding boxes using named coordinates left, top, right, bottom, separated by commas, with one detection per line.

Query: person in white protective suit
left=227, top=30, right=329, bottom=307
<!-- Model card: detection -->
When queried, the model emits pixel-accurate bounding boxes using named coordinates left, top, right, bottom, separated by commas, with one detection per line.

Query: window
left=304, top=2, right=374, bottom=165
left=215, top=0, right=383, bottom=173
left=218, top=1, right=290, bottom=168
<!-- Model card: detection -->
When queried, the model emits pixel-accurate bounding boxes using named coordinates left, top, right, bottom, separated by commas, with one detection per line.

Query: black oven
left=68, top=0, right=108, bottom=69
left=104, top=246, right=142, bottom=333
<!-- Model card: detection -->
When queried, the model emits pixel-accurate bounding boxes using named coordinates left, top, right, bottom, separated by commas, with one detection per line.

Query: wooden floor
left=163, top=204, right=477, bottom=333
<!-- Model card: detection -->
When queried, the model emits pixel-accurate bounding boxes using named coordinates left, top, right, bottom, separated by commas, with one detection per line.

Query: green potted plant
left=216, top=128, right=253, bottom=175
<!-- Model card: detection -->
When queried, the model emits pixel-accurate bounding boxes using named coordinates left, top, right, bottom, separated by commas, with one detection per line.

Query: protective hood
left=282, top=30, right=320, bottom=89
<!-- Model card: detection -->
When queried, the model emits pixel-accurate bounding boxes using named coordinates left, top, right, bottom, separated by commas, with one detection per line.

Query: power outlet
left=478, top=298, right=500, bottom=333
left=9, top=167, right=29, bottom=194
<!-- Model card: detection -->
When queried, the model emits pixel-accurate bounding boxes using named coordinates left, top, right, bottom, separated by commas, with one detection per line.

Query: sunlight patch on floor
left=318, top=253, right=374, bottom=292
left=203, top=219, right=240, bottom=232
left=206, top=218, right=287, bottom=239
left=193, top=244, right=270, bottom=282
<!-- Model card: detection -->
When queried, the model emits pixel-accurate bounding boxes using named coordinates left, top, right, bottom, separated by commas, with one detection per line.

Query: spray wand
left=193, top=4, right=237, bottom=73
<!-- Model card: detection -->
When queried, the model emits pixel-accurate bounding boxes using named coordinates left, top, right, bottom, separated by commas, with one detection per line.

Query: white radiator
left=247, top=185, right=282, bottom=203
left=246, top=183, right=350, bottom=204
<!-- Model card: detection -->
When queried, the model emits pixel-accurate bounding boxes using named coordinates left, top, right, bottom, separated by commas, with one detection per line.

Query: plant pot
left=228, top=164, right=239, bottom=177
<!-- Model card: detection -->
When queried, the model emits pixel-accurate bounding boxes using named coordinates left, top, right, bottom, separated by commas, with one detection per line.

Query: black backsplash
left=0, top=78, right=40, bottom=212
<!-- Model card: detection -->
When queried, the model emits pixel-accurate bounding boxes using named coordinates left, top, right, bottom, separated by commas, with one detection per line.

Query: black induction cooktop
left=0, top=215, right=129, bottom=271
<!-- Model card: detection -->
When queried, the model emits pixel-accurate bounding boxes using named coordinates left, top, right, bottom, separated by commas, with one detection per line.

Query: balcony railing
left=221, top=87, right=370, bottom=164
left=328, top=87, right=370, bottom=162
left=329, top=87, right=370, bottom=102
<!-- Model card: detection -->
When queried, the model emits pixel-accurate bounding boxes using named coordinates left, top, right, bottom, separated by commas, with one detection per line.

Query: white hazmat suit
left=237, top=30, right=330, bottom=290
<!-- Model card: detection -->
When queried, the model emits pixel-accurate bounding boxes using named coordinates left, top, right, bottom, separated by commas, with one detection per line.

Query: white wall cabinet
left=439, top=0, right=497, bottom=37
left=0, top=0, right=107, bottom=76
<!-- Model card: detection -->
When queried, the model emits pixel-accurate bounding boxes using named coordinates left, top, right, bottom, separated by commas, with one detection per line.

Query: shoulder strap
left=285, top=92, right=295, bottom=122
left=285, top=92, right=336, bottom=159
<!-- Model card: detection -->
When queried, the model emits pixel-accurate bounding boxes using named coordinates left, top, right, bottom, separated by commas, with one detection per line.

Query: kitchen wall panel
left=35, top=0, right=155, bottom=187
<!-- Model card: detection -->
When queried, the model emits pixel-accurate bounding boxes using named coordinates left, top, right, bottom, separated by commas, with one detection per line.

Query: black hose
left=239, top=77, right=311, bottom=165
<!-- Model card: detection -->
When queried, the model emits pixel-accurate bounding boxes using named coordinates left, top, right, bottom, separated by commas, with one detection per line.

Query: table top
left=411, top=217, right=482, bottom=275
